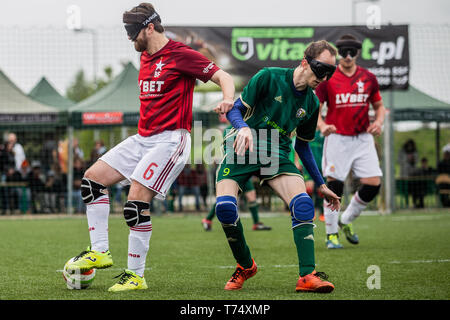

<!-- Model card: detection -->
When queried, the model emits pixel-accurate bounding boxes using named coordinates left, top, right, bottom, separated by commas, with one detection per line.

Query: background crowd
left=1, top=132, right=449, bottom=215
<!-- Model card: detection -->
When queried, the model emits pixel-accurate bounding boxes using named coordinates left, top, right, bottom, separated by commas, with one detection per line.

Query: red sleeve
left=175, top=47, right=220, bottom=83
left=368, top=73, right=382, bottom=103
left=314, top=81, right=328, bottom=103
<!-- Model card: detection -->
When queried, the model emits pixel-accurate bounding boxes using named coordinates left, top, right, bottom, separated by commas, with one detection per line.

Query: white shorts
left=322, top=133, right=382, bottom=181
left=100, top=130, right=191, bottom=200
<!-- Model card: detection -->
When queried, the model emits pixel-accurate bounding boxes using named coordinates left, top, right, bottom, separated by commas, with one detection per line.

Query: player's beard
left=134, top=36, right=147, bottom=52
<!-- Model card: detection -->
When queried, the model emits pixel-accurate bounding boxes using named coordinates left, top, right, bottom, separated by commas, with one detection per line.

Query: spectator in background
left=7, top=133, right=26, bottom=172
left=436, top=144, right=450, bottom=207
left=41, top=132, right=59, bottom=175
left=0, top=142, right=21, bottom=215
left=398, top=139, right=419, bottom=206
left=0, top=141, right=16, bottom=175
left=89, top=140, right=107, bottom=167
left=412, top=157, right=434, bottom=209
left=27, top=161, right=45, bottom=214
left=4, top=166, right=22, bottom=214
left=72, top=157, right=86, bottom=213
left=43, top=170, right=57, bottom=213
left=196, top=163, right=208, bottom=209
left=58, top=139, right=69, bottom=174
left=73, top=138, right=85, bottom=161
left=398, top=139, right=418, bottom=178
left=51, top=163, right=67, bottom=213
left=177, top=164, right=201, bottom=211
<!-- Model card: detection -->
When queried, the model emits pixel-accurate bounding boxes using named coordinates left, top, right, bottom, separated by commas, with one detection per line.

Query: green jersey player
left=214, top=40, right=340, bottom=293
left=203, top=122, right=271, bottom=231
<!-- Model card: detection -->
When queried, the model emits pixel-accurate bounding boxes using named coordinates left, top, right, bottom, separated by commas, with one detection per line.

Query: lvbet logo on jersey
left=139, top=80, right=164, bottom=93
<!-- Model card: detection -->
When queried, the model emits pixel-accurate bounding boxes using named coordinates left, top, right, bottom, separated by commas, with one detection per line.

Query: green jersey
left=224, top=67, right=320, bottom=161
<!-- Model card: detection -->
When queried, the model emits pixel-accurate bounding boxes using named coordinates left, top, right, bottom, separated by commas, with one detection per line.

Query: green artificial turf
left=0, top=210, right=449, bottom=300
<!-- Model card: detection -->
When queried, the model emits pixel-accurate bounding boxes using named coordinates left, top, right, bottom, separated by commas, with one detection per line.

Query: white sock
left=127, top=221, right=152, bottom=277
left=323, top=200, right=339, bottom=234
left=340, top=192, right=368, bottom=225
left=86, top=194, right=110, bottom=252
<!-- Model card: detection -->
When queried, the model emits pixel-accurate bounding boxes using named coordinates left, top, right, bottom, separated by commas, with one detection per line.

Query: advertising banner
left=166, top=25, right=409, bottom=90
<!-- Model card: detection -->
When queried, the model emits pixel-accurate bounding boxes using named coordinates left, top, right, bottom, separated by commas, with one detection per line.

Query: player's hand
left=233, top=127, right=253, bottom=156
left=367, top=120, right=382, bottom=136
left=318, top=184, right=340, bottom=211
left=319, top=124, right=337, bottom=136
left=213, top=98, right=234, bottom=114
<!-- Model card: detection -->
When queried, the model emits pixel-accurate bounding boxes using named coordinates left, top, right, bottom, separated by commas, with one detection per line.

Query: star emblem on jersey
left=357, top=80, right=365, bottom=93
left=154, top=58, right=165, bottom=77
left=296, top=108, right=306, bottom=118
left=274, top=95, right=283, bottom=103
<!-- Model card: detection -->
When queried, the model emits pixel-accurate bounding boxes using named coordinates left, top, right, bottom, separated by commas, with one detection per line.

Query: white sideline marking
left=388, top=259, right=450, bottom=264
left=56, top=267, right=152, bottom=273
left=218, top=264, right=298, bottom=269
left=390, top=214, right=449, bottom=221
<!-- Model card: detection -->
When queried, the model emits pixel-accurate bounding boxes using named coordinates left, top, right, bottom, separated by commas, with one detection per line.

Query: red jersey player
left=65, top=3, right=235, bottom=292
left=315, top=34, right=385, bottom=249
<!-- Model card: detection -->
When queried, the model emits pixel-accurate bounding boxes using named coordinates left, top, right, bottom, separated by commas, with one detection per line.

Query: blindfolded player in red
left=65, top=2, right=235, bottom=292
left=315, top=34, right=386, bottom=249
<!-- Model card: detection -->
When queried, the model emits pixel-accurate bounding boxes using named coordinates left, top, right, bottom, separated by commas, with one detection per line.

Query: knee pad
left=327, top=180, right=344, bottom=198
left=215, top=196, right=239, bottom=226
left=81, top=178, right=108, bottom=204
left=289, top=193, right=315, bottom=228
left=123, top=200, right=151, bottom=227
left=358, top=184, right=381, bottom=203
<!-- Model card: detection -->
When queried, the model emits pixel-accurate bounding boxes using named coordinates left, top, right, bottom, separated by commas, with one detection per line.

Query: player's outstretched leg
left=323, top=180, right=344, bottom=249
left=290, top=193, right=334, bottom=293
left=216, top=195, right=257, bottom=290
left=109, top=200, right=152, bottom=292
left=66, top=178, right=113, bottom=274
left=339, top=184, right=380, bottom=244
left=244, top=186, right=271, bottom=231
left=249, top=201, right=271, bottom=231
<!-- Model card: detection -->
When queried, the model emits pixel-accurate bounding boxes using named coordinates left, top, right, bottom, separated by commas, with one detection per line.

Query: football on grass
left=62, top=257, right=96, bottom=289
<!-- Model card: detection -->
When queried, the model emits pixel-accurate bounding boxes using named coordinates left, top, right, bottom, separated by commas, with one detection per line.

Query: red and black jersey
left=315, top=65, right=382, bottom=136
left=137, top=39, right=220, bottom=136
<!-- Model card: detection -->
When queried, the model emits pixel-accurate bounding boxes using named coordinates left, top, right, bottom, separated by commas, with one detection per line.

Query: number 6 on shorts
left=143, top=162, right=158, bottom=180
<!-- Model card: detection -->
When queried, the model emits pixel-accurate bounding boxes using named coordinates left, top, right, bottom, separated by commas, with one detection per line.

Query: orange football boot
left=296, top=270, right=335, bottom=293
left=224, top=258, right=257, bottom=290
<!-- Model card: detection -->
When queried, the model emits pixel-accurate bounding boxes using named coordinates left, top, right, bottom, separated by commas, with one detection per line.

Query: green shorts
left=242, top=179, right=255, bottom=193
left=216, top=156, right=303, bottom=191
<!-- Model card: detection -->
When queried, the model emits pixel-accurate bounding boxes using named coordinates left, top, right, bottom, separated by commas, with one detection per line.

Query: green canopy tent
left=68, top=62, right=140, bottom=129
left=0, top=69, right=68, bottom=130
left=28, top=77, right=75, bottom=109
left=381, top=85, right=450, bottom=212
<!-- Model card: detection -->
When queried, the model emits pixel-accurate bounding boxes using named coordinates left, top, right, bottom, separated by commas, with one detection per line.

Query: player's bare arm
left=317, top=102, right=336, bottom=136
left=367, top=100, right=385, bottom=136
left=211, top=69, right=235, bottom=114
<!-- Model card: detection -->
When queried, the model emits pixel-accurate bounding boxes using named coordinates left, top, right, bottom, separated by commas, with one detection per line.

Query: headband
left=336, top=39, right=362, bottom=49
